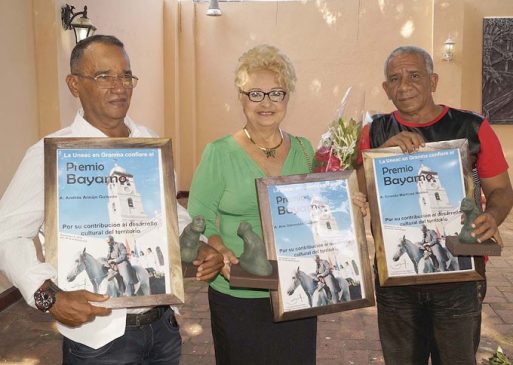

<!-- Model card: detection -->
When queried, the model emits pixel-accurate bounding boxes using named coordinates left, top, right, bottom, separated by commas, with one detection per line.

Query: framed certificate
left=363, top=139, right=484, bottom=286
left=256, top=171, right=374, bottom=321
left=44, top=137, right=184, bottom=308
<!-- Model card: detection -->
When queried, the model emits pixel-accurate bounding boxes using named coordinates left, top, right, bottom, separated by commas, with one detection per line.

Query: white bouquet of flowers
left=314, top=87, right=368, bottom=172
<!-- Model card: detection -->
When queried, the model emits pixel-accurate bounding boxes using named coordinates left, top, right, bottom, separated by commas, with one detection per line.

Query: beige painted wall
left=176, top=0, right=513, bottom=189
left=178, top=0, right=434, bottom=188
left=0, top=0, right=39, bottom=293
left=0, top=0, right=39, bottom=195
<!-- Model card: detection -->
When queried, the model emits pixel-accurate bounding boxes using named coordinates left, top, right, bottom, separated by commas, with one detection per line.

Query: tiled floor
left=1, top=215, right=513, bottom=364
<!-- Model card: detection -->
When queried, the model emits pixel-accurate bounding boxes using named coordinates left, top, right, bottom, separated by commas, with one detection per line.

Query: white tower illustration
left=417, top=164, right=452, bottom=215
left=105, top=164, right=167, bottom=273
left=416, top=164, right=459, bottom=233
left=310, top=196, right=342, bottom=266
left=107, top=164, right=148, bottom=225
left=309, top=196, right=359, bottom=280
left=310, top=196, right=339, bottom=242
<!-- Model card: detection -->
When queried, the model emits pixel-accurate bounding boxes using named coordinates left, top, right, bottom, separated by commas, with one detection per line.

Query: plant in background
left=489, top=346, right=512, bottom=365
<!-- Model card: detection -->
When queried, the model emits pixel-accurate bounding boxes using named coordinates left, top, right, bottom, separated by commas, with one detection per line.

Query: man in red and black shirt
left=358, top=46, right=513, bottom=365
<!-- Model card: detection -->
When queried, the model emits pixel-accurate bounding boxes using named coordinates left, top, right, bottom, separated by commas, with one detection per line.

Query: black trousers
left=208, top=287, right=317, bottom=365
left=376, top=280, right=486, bottom=365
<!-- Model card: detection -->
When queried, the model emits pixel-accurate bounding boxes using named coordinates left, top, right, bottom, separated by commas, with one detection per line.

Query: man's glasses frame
left=72, top=73, right=139, bottom=89
left=240, top=89, right=287, bottom=103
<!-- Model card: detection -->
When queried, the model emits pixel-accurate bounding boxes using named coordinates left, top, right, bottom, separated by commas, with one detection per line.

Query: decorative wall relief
left=483, top=18, right=513, bottom=124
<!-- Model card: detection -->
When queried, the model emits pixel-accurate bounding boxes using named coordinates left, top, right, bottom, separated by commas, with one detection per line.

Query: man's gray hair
left=384, top=46, right=434, bottom=76
left=70, top=35, right=125, bottom=74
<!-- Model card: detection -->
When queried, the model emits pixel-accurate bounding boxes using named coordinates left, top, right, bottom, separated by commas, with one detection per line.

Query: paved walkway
left=1, top=215, right=513, bottom=364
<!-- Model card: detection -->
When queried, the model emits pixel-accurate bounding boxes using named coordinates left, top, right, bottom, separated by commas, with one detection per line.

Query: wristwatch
left=34, top=281, right=61, bottom=312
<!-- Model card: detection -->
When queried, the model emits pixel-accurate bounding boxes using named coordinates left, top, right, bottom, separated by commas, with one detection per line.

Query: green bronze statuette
left=180, top=215, right=205, bottom=263
left=237, top=221, right=273, bottom=276
left=458, top=197, right=480, bottom=244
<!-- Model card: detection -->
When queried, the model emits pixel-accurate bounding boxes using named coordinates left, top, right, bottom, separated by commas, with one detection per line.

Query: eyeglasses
left=72, top=73, right=139, bottom=89
left=240, top=89, right=287, bottom=103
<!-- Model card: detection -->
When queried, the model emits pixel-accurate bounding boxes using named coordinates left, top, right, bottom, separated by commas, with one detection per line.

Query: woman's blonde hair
left=235, top=44, right=297, bottom=92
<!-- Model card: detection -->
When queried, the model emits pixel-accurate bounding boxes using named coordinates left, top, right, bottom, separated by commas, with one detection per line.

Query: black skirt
left=208, top=287, right=317, bottom=365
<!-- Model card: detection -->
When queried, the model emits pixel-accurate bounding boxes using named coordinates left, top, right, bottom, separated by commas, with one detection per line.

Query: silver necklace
left=243, top=127, right=284, bottom=158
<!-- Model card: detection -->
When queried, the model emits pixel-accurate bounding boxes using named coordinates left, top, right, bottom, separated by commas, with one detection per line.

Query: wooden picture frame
left=362, top=139, right=484, bottom=287
left=256, top=171, right=374, bottom=322
left=44, top=137, right=184, bottom=308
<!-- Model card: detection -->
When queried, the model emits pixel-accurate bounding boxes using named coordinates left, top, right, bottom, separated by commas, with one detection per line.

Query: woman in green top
left=188, top=44, right=317, bottom=364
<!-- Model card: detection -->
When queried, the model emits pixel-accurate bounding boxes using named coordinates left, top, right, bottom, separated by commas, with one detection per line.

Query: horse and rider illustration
left=287, top=266, right=352, bottom=307
left=286, top=253, right=360, bottom=308
left=392, top=225, right=460, bottom=274
left=314, top=255, right=340, bottom=301
left=66, top=246, right=151, bottom=297
left=105, top=235, right=140, bottom=296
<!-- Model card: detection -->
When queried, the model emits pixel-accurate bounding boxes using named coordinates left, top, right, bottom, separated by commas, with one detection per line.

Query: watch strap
left=34, top=281, right=61, bottom=312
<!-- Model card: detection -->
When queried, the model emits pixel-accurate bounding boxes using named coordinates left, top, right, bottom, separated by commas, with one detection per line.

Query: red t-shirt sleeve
left=356, top=123, right=371, bottom=166
left=476, top=119, right=509, bottom=178
left=475, top=119, right=507, bottom=267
